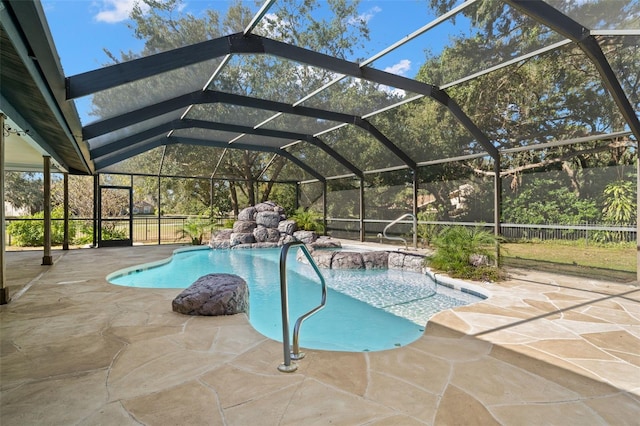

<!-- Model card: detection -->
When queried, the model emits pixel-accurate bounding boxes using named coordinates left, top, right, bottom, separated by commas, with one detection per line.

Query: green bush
left=176, top=217, right=211, bottom=245
left=101, top=226, right=127, bottom=241
left=427, top=226, right=503, bottom=281
left=417, top=211, right=438, bottom=247
left=290, top=208, right=325, bottom=234
left=7, top=207, right=77, bottom=246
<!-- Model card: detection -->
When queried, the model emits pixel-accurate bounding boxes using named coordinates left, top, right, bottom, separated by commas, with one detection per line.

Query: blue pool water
left=109, top=248, right=479, bottom=352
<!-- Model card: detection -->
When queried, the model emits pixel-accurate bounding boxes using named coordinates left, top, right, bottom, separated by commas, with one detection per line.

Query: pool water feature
left=108, top=247, right=482, bottom=352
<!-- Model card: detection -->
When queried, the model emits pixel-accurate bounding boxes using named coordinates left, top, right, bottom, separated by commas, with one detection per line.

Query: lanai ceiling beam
left=93, top=135, right=326, bottom=182
left=90, top=118, right=364, bottom=178
left=69, top=32, right=494, bottom=162
left=83, top=90, right=406, bottom=171
left=171, top=136, right=326, bottom=182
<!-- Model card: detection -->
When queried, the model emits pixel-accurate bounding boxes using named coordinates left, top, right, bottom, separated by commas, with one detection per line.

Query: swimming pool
left=108, top=247, right=482, bottom=352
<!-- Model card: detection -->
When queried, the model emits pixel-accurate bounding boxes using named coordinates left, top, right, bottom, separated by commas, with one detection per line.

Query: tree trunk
left=229, top=181, right=239, bottom=216
left=242, top=151, right=255, bottom=206
left=261, top=159, right=286, bottom=202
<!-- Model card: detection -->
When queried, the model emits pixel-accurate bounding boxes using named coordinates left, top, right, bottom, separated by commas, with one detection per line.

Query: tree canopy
left=85, top=0, right=637, bottom=222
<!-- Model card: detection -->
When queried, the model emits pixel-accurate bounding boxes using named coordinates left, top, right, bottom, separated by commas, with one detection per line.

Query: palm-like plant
left=176, top=218, right=211, bottom=245
left=290, top=208, right=325, bottom=234
left=428, top=226, right=500, bottom=279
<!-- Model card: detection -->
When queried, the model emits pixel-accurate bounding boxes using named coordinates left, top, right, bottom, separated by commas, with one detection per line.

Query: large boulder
left=172, top=274, right=248, bottom=316
left=311, top=250, right=335, bottom=269
left=362, top=251, right=389, bottom=269
left=256, top=211, right=281, bottom=228
left=387, top=252, right=424, bottom=272
left=403, top=254, right=425, bottom=272
left=254, top=201, right=278, bottom=212
left=230, top=232, right=255, bottom=246
left=388, top=252, right=405, bottom=269
left=253, top=226, right=280, bottom=243
left=278, top=219, right=297, bottom=235
left=293, top=230, right=317, bottom=244
left=233, top=220, right=257, bottom=234
left=331, top=252, right=365, bottom=269
left=237, top=207, right=256, bottom=221
left=279, top=234, right=297, bottom=246
left=209, top=229, right=233, bottom=249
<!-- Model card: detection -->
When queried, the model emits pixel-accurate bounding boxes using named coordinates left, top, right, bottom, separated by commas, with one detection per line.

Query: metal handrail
left=379, top=213, right=417, bottom=250
left=278, top=241, right=327, bottom=373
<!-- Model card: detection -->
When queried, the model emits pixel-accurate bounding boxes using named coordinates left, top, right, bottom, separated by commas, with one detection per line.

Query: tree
left=90, top=0, right=374, bottom=213
left=4, top=172, right=44, bottom=215
left=395, top=0, right=639, bottom=222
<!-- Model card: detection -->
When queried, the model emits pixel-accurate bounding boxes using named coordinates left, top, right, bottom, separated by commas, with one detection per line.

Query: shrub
left=417, top=211, right=438, bottom=247
left=427, top=225, right=503, bottom=281
left=290, top=208, right=325, bottom=234
left=176, top=217, right=211, bottom=245
left=7, top=206, right=77, bottom=246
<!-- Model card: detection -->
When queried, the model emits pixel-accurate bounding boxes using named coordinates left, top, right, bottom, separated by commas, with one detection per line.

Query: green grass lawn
left=501, top=241, right=636, bottom=282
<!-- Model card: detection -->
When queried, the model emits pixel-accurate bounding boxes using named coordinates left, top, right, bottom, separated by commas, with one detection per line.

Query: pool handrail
left=380, top=213, right=417, bottom=250
left=278, top=241, right=327, bottom=373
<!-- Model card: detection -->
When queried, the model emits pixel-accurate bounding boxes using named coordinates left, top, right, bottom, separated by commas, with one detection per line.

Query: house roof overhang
left=1, top=0, right=93, bottom=174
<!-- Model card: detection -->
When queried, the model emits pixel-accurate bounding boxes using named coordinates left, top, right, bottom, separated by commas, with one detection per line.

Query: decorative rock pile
left=209, top=201, right=329, bottom=249
left=207, top=201, right=427, bottom=272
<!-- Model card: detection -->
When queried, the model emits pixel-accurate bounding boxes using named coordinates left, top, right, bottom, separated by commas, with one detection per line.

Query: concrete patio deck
left=1, top=245, right=639, bottom=425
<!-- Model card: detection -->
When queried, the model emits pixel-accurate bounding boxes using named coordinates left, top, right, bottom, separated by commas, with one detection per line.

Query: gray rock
left=209, top=240, right=230, bottom=249
left=233, top=220, right=257, bottom=234
left=293, top=230, right=317, bottom=244
left=469, top=254, right=490, bottom=267
left=238, top=207, right=256, bottom=221
left=279, top=234, right=297, bottom=246
left=251, top=242, right=279, bottom=249
left=388, top=252, right=405, bottom=270
left=253, top=226, right=280, bottom=243
left=278, top=220, right=297, bottom=235
left=331, top=252, right=365, bottom=269
left=256, top=211, right=281, bottom=228
left=312, top=250, right=336, bottom=269
left=403, top=254, right=424, bottom=272
left=230, top=232, right=255, bottom=246
left=362, top=251, right=388, bottom=269
left=210, top=229, right=233, bottom=242
left=232, top=243, right=255, bottom=249
left=172, top=273, right=248, bottom=316
left=254, top=201, right=277, bottom=212
left=309, top=238, right=341, bottom=250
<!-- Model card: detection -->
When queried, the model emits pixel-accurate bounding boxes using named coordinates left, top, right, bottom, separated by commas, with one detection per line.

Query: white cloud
left=94, top=0, right=144, bottom=23
left=349, top=6, right=382, bottom=25
left=384, top=59, right=411, bottom=76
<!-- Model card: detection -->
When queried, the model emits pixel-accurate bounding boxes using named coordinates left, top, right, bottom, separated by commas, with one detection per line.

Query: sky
left=41, top=0, right=461, bottom=123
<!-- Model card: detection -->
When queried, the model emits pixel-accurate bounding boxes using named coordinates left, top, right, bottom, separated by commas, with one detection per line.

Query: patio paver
left=2, top=245, right=639, bottom=425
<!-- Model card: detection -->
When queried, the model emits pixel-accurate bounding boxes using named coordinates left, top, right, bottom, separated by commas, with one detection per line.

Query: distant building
left=4, top=202, right=29, bottom=217
left=132, top=201, right=154, bottom=215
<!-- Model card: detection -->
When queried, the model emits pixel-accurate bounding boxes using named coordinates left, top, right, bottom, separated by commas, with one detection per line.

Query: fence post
left=585, top=221, right=589, bottom=246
